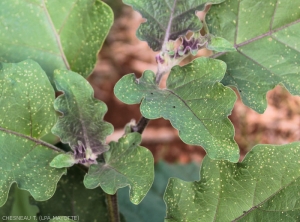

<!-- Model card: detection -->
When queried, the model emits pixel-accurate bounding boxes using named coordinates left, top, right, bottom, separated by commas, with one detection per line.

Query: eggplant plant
left=0, top=0, right=300, bottom=221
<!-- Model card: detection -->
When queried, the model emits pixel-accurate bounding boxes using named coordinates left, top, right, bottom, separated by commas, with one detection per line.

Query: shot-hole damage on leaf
left=51, top=70, right=113, bottom=165
left=206, top=0, right=300, bottom=113
left=0, top=0, right=114, bottom=81
left=122, top=0, right=226, bottom=51
left=114, top=57, right=239, bottom=162
left=164, top=142, right=300, bottom=221
left=0, top=60, right=66, bottom=207
left=84, top=133, right=154, bottom=205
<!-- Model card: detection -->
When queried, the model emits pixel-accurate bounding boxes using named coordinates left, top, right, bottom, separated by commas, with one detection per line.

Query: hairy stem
left=106, top=193, right=120, bottom=222
left=131, top=116, right=150, bottom=134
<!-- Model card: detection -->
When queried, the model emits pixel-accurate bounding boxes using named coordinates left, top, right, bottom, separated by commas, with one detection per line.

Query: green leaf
left=123, top=0, right=225, bottom=51
left=164, top=142, right=300, bottom=221
left=207, top=36, right=236, bottom=52
left=31, top=166, right=108, bottom=222
left=0, top=0, right=113, bottom=81
left=84, top=133, right=154, bottom=204
left=51, top=70, right=113, bottom=164
left=50, top=153, right=75, bottom=168
left=118, top=161, right=199, bottom=222
left=206, top=0, right=300, bottom=113
left=0, top=184, right=39, bottom=221
left=0, top=184, right=15, bottom=216
left=0, top=60, right=66, bottom=207
left=114, top=57, right=239, bottom=162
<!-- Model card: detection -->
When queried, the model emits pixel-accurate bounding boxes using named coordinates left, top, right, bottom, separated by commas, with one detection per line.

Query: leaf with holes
left=164, top=142, right=300, bottom=221
left=0, top=0, right=113, bottom=82
left=0, top=60, right=65, bottom=207
left=31, top=166, right=109, bottom=221
left=206, top=0, right=300, bottom=113
left=114, top=57, right=239, bottom=162
left=84, top=133, right=154, bottom=204
left=123, top=0, right=225, bottom=51
left=51, top=70, right=113, bottom=164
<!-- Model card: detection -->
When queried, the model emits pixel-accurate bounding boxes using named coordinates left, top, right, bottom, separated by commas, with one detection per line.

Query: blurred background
left=90, top=0, right=300, bottom=163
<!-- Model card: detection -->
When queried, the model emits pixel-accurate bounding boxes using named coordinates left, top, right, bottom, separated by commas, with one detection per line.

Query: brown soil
left=88, top=4, right=300, bottom=163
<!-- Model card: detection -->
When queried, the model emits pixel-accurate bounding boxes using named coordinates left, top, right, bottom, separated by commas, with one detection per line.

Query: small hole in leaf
left=239, top=90, right=242, bottom=93
left=173, top=106, right=176, bottom=108
left=150, top=92, right=153, bottom=95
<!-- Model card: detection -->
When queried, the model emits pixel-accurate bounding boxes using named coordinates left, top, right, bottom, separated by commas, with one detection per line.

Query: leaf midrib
left=232, top=176, right=300, bottom=221
left=42, top=0, right=70, bottom=70
left=0, top=127, right=62, bottom=152
left=213, top=17, right=300, bottom=59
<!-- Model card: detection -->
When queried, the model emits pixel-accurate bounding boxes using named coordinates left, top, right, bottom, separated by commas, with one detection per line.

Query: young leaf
left=50, top=153, right=75, bottom=168
left=51, top=70, right=113, bottom=164
left=206, top=0, right=300, bottom=113
left=118, top=161, right=200, bottom=222
left=84, top=133, right=154, bottom=205
left=0, top=0, right=113, bottom=81
left=123, top=0, right=225, bottom=51
left=164, top=142, right=300, bottom=221
left=114, top=57, right=239, bottom=162
left=31, top=166, right=108, bottom=222
left=207, top=36, right=236, bottom=52
left=0, top=60, right=66, bottom=207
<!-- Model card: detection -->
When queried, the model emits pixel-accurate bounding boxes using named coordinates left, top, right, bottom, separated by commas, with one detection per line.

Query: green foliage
left=118, top=161, right=199, bottom=222
left=206, top=0, right=300, bottom=113
left=1, top=0, right=299, bottom=221
left=0, top=0, right=113, bottom=81
left=207, top=36, right=236, bottom=52
left=164, top=143, right=300, bottom=221
left=0, top=185, right=39, bottom=221
left=115, top=57, right=239, bottom=162
left=31, top=166, right=108, bottom=222
left=0, top=60, right=65, bottom=207
left=51, top=70, right=113, bottom=164
left=84, top=133, right=154, bottom=204
left=123, top=0, right=225, bottom=51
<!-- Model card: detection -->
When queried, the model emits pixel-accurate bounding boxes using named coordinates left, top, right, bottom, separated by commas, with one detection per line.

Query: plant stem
left=106, top=193, right=120, bottom=222
left=131, top=116, right=150, bottom=134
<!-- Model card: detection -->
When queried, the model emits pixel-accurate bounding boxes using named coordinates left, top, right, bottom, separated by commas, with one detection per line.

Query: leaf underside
left=123, top=0, right=225, bottom=51
left=0, top=60, right=65, bottom=207
left=114, top=57, right=239, bottom=162
left=164, top=142, right=300, bottom=221
left=84, top=133, right=154, bottom=205
left=0, top=0, right=113, bottom=81
left=207, top=0, right=300, bottom=113
left=51, top=70, right=113, bottom=161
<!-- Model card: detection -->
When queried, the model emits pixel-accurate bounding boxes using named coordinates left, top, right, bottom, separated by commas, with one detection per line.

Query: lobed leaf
left=164, top=142, right=300, bottom=221
left=206, top=0, right=300, bottom=113
left=118, top=161, right=200, bottom=222
left=31, top=166, right=108, bottom=222
left=123, top=0, right=225, bottom=51
left=84, top=133, right=154, bottom=204
left=0, top=0, right=113, bottom=81
left=51, top=70, right=113, bottom=164
left=0, top=60, right=65, bottom=207
left=114, top=57, right=239, bottom=162
left=0, top=185, right=39, bottom=219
